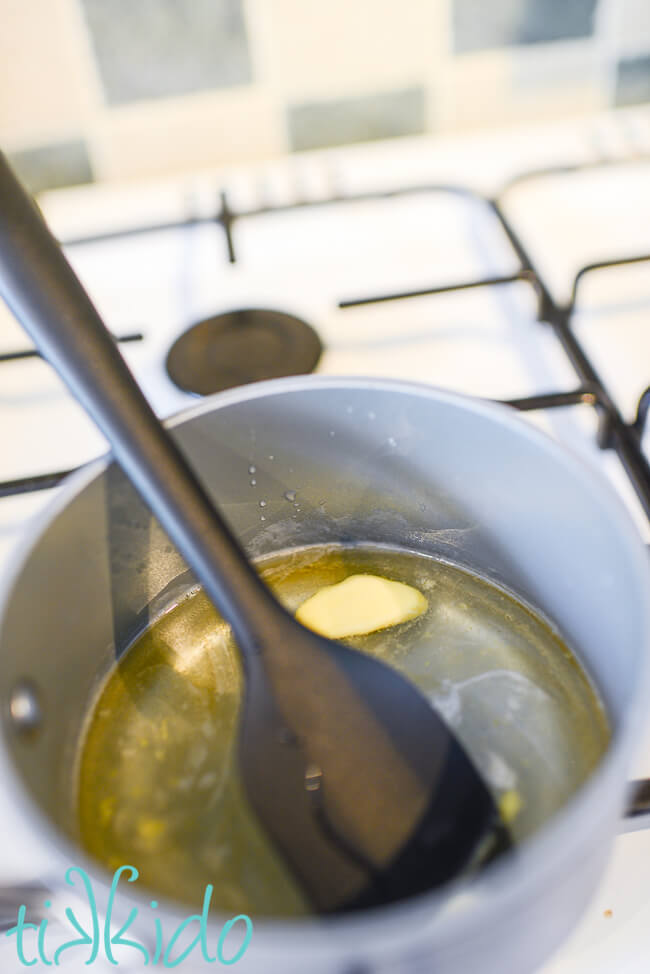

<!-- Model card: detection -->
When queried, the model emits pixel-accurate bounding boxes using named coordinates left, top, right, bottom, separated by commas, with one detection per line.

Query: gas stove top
left=0, top=107, right=649, bottom=972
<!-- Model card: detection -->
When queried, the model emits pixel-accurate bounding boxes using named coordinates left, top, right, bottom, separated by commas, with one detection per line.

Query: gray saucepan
left=0, top=376, right=649, bottom=973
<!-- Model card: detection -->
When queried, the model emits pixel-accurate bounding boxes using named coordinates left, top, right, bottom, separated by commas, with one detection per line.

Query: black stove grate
left=1, top=157, right=648, bottom=521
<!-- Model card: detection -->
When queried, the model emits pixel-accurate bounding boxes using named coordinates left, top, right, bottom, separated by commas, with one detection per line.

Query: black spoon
left=0, top=153, right=510, bottom=913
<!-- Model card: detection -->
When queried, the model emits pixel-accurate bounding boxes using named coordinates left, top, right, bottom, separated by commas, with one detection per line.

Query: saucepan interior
left=0, top=377, right=648, bottom=974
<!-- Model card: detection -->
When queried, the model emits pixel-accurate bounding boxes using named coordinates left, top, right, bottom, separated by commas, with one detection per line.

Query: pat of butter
left=498, top=789, right=522, bottom=824
left=295, top=574, right=428, bottom=639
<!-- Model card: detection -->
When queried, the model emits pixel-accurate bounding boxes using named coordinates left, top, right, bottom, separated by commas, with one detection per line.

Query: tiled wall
left=2, top=0, right=649, bottom=193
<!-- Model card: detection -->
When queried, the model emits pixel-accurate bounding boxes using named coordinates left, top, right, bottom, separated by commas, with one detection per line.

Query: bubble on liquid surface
left=259, top=500, right=267, bottom=508
left=250, top=479, right=257, bottom=486
left=283, top=490, right=297, bottom=503
left=260, top=515, right=266, bottom=522
left=387, top=437, right=397, bottom=447
left=268, top=455, right=274, bottom=461
left=328, top=430, right=335, bottom=437
left=248, top=465, right=256, bottom=475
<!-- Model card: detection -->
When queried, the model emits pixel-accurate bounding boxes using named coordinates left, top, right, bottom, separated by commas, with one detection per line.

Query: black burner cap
left=165, top=308, right=323, bottom=396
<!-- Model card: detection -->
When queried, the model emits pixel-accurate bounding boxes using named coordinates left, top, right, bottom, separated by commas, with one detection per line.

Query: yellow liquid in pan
left=77, top=545, right=610, bottom=917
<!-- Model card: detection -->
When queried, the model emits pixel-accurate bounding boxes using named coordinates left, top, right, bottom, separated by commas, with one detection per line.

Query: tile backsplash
left=6, top=139, right=93, bottom=195
left=2, top=0, right=649, bottom=193
left=452, top=0, right=600, bottom=52
left=287, top=88, right=428, bottom=153
left=82, top=0, right=252, bottom=104
left=616, top=54, right=650, bottom=104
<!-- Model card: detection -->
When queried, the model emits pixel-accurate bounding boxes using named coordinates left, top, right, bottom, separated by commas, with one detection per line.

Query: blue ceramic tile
left=8, top=140, right=93, bottom=194
left=81, top=0, right=251, bottom=105
left=615, top=55, right=650, bottom=105
left=453, top=0, right=599, bottom=53
left=288, top=88, right=427, bottom=153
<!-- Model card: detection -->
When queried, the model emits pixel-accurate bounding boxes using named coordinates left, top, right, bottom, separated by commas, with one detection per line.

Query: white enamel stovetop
left=0, top=107, right=649, bottom=972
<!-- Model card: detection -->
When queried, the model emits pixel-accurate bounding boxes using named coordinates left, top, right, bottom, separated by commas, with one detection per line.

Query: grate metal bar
left=568, top=254, right=650, bottom=311
left=338, top=272, right=535, bottom=309
left=0, top=468, right=78, bottom=498
left=635, top=388, right=650, bottom=437
left=0, top=330, right=144, bottom=363
left=502, top=388, right=599, bottom=412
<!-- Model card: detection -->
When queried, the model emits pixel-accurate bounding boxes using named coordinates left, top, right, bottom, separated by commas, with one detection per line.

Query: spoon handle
left=0, top=152, right=277, bottom=656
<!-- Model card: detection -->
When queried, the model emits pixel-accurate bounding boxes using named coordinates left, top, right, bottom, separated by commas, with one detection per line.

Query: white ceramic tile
left=0, top=0, right=99, bottom=147
left=249, top=0, right=445, bottom=100
left=91, top=88, right=285, bottom=180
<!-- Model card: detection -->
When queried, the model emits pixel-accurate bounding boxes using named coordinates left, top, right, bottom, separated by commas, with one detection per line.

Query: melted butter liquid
left=77, top=545, right=610, bottom=916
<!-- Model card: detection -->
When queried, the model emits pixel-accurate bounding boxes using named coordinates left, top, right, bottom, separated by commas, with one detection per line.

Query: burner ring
left=165, top=308, right=323, bottom=396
